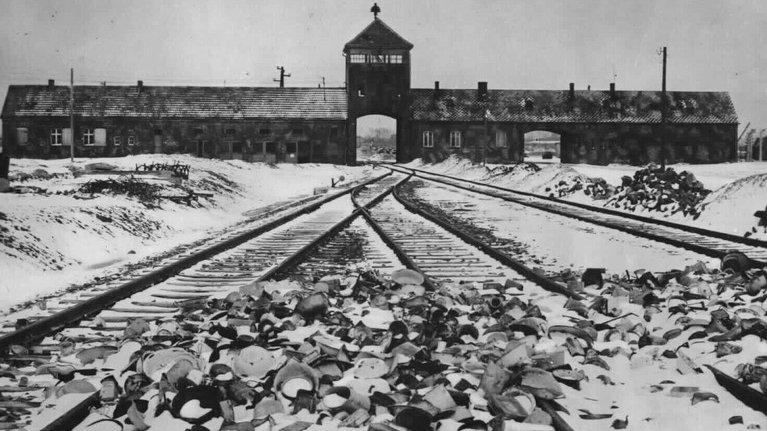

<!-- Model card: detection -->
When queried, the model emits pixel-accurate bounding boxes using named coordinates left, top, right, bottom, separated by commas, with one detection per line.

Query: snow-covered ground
left=404, top=156, right=767, bottom=241
left=0, top=155, right=380, bottom=310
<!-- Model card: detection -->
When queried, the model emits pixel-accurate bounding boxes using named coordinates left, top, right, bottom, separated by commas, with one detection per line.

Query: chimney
left=609, top=82, right=615, bottom=97
left=434, top=81, right=440, bottom=91
left=48, top=79, right=55, bottom=89
left=478, top=81, right=488, bottom=100
left=137, top=80, right=144, bottom=92
left=569, top=82, right=574, bottom=99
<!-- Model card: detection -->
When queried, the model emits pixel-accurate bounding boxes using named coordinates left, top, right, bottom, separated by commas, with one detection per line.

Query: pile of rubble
left=605, top=164, right=711, bottom=217
left=8, top=254, right=767, bottom=431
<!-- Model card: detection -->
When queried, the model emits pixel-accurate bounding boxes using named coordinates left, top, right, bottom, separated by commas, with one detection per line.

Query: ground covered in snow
left=0, top=155, right=379, bottom=310
left=404, top=156, right=767, bottom=241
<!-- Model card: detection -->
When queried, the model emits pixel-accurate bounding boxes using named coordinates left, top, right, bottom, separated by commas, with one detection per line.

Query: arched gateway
left=343, top=15, right=413, bottom=163
left=342, top=7, right=737, bottom=165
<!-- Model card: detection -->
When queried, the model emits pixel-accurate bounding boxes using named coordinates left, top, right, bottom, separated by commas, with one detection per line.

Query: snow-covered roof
left=1, top=85, right=348, bottom=120
left=409, top=88, right=738, bottom=124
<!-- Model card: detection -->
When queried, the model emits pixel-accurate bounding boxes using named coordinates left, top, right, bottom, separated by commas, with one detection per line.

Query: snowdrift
left=0, top=155, right=377, bottom=309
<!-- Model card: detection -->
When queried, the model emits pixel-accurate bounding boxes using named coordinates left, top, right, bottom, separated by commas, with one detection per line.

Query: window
left=292, top=128, right=303, bottom=135
left=113, top=136, right=121, bottom=146
left=16, top=128, right=28, bottom=146
left=63, top=128, right=73, bottom=145
left=127, top=135, right=137, bottom=146
left=449, top=131, right=462, bottom=148
left=83, top=128, right=95, bottom=145
left=329, top=127, right=338, bottom=138
left=357, top=87, right=365, bottom=97
left=369, top=54, right=386, bottom=63
left=259, top=128, right=270, bottom=135
left=350, top=53, right=403, bottom=64
left=225, top=128, right=236, bottom=136
left=193, top=128, right=204, bottom=136
left=50, top=128, right=63, bottom=146
left=495, top=130, right=508, bottom=148
left=422, top=131, right=434, bottom=148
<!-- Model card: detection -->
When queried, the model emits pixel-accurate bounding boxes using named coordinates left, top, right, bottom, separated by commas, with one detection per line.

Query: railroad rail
left=2, top=172, right=400, bottom=430
left=0, top=168, right=612, bottom=431
left=386, top=164, right=767, bottom=266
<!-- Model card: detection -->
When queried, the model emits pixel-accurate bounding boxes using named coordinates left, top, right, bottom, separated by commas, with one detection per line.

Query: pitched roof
left=409, top=88, right=738, bottom=124
left=344, top=18, right=413, bottom=51
left=1, top=85, right=348, bottom=120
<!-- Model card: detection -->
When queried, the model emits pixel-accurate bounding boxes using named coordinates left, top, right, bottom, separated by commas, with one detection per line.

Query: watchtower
left=343, top=6, right=413, bottom=119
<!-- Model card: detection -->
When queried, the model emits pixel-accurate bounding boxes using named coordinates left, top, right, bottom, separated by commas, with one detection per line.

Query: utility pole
left=660, top=46, right=667, bottom=167
left=661, top=46, right=667, bottom=93
left=70, top=68, right=74, bottom=162
left=321, top=76, right=326, bottom=101
left=274, top=66, right=291, bottom=88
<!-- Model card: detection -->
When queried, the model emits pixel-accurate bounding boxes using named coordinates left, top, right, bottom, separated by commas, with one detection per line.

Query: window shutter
left=94, top=128, right=107, bottom=146
left=62, top=128, right=73, bottom=145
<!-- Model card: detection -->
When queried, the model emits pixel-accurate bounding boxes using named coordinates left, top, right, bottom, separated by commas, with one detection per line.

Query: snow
left=410, top=182, right=720, bottom=274
left=696, top=173, right=767, bottom=238
left=568, top=161, right=767, bottom=190
left=0, top=155, right=380, bottom=311
left=405, top=156, right=767, bottom=241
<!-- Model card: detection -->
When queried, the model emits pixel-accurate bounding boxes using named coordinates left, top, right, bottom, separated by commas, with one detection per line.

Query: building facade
left=1, top=13, right=738, bottom=167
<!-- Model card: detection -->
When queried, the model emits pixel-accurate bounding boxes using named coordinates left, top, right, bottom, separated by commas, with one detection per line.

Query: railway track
left=0, top=165, right=763, bottom=430
left=14, top=165, right=745, bottom=430
left=386, top=164, right=767, bottom=266
left=0, top=172, right=402, bottom=430
left=7, top=169, right=582, bottom=431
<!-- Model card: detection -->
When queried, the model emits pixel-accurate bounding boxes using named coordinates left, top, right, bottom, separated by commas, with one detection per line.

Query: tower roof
left=344, top=18, right=413, bottom=51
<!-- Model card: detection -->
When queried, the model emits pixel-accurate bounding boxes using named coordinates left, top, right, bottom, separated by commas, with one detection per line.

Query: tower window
left=349, top=53, right=403, bottom=64
left=449, top=131, right=462, bottom=148
left=422, top=131, right=434, bottom=148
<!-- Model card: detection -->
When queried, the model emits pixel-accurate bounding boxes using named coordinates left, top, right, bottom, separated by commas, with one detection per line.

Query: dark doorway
left=153, top=129, right=163, bottom=154
left=285, top=142, right=297, bottom=163
left=297, top=141, right=311, bottom=163
left=356, top=115, right=396, bottom=163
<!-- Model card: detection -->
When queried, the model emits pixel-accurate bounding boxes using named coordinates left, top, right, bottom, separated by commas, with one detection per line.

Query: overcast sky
left=2, top=0, right=766, bottom=131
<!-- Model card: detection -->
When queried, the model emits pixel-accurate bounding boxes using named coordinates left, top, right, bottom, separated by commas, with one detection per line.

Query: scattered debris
left=12, top=249, right=767, bottom=429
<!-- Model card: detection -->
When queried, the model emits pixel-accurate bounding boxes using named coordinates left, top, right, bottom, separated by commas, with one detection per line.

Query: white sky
left=1, top=0, right=765, bottom=131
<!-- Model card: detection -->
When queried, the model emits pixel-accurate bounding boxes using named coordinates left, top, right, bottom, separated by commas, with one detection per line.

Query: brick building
left=0, top=10, right=738, bottom=167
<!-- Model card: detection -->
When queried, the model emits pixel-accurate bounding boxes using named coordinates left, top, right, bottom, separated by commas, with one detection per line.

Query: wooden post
left=70, top=68, right=74, bottom=162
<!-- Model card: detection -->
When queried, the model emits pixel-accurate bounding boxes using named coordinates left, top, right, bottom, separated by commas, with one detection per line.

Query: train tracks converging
left=2, top=166, right=765, bottom=430
left=385, top=164, right=767, bottom=266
